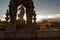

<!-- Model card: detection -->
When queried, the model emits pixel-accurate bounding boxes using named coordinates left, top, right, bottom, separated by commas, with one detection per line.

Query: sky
left=0, top=0, right=60, bottom=21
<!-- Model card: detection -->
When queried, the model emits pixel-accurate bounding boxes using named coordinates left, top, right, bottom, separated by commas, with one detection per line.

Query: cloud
left=0, top=14, right=6, bottom=21
left=36, top=9, right=60, bottom=16
left=36, top=11, right=60, bottom=21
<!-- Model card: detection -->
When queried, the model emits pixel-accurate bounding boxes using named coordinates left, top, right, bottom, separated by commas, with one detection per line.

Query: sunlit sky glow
left=0, top=0, right=60, bottom=21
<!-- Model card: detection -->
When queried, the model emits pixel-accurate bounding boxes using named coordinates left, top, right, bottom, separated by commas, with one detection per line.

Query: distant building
left=38, top=18, right=60, bottom=30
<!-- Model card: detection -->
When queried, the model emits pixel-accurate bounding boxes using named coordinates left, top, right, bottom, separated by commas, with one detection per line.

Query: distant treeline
left=0, top=20, right=5, bottom=30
